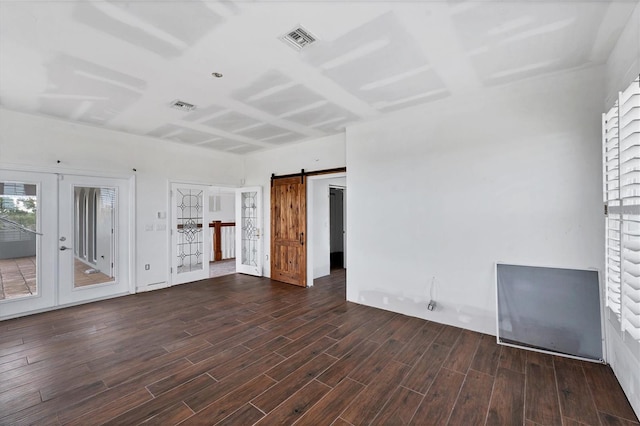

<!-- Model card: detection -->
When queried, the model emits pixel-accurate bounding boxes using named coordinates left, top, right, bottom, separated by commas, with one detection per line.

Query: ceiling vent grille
left=281, top=26, right=317, bottom=51
left=170, top=100, right=196, bottom=111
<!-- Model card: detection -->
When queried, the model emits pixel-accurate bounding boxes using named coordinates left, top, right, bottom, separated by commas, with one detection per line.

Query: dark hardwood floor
left=1, top=270, right=638, bottom=425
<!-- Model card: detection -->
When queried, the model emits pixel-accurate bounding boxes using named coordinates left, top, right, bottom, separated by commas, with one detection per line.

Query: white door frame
left=306, top=172, right=346, bottom=287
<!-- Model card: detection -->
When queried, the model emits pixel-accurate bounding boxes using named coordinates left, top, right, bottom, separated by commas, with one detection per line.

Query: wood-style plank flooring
left=1, top=270, right=638, bottom=425
left=0, top=256, right=36, bottom=300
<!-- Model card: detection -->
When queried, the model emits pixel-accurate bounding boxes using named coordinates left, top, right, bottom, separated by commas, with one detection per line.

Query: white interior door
left=58, top=175, right=131, bottom=306
left=0, top=170, right=57, bottom=320
left=235, top=186, right=263, bottom=276
left=171, top=183, right=210, bottom=285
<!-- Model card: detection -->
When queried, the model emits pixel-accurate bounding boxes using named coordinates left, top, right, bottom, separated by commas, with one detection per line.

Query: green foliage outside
left=0, top=196, right=37, bottom=230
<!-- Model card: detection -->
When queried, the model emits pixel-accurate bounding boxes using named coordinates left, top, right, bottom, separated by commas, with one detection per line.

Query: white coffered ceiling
left=0, top=1, right=636, bottom=154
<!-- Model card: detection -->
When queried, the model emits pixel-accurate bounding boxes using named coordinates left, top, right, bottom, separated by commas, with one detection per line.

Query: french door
left=170, top=183, right=210, bottom=285
left=0, top=170, right=131, bottom=320
left=235, top=186, right=263, bottom=277
left=58, top=175, right=131, bottom=305
left=0, top=170, right=57, bottom=319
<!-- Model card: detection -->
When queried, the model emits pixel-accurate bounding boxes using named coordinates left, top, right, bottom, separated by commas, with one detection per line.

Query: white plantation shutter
left=604, top=75, right=640, bottom=342
left=604, top=102, right=622, bottom=317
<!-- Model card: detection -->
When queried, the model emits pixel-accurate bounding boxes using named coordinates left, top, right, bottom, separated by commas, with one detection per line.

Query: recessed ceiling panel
left=72, top=1, right=223, bottom=57
left=38, top=54, right=145, bottom=125
left=285, top=102, right=359, bottom=128
left=233, top=70, right=293, bottom=102
left=264, top=132, right=306, bottom=145
left=165, top=127, right=217, bottom=145
left=239, top=84, right=326, bottom=117
left=237, top=123, right=295, bottom=140
left=451, top=2, right=607, bottom=86
left=183, top=104, right=226, bottom=122
left=362, top=70, right=449, bottom=105
left=376, top=90, right=450, bottom=112
left=250, top=84, right=326, bottom=117
left=147, top=124, right=215, bottom=144
left=301, top=11, right=448, bottom=110
left=229, top=144, right=263, bottom=154
left=233, top=70, right=329, bottom=117
left=202, top=111, right=262, bottom=133
left=200, top=139, right=247, bottom=151
left=147, top=124, right=180, bottom=138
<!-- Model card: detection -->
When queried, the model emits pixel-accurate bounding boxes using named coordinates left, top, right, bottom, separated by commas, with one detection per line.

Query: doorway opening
left=329, top=186, right=345, bottom=271
left=170, top=183, right=264, bottom=286
left=306, top=173, right=346, bottom=286
left=207, top=187, right=236, bottom=278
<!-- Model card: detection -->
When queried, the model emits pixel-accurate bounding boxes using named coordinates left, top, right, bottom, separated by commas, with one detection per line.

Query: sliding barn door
left=271, top=176, right=306, bottom=287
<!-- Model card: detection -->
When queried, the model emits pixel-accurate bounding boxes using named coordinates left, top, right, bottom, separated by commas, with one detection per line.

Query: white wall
left=310, top=176, right=346, bottom=280
left=0, top=109, right=244, bottom=291
left=603, top=3, right=640, bottom=417
left=209, top=191, right=235, bottom=222
left=243, top=134, right=346, bottom=279
left=346, top=66, right=605, bottom=335
left=605, top=5, right=640, bottom=109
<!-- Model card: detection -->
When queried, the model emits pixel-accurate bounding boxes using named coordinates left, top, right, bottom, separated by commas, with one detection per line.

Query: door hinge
left=170, top=267, right=173, bottom=273
left=604, top=204, right=608, bottom=216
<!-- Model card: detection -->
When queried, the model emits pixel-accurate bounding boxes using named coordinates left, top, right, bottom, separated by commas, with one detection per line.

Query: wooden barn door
left=271, top=176, right=306, bottom=287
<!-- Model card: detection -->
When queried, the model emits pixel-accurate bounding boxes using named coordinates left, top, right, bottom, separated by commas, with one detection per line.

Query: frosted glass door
left=235, top=186, right=262, bottom=277
left=171, top=183, right=210, bottom=285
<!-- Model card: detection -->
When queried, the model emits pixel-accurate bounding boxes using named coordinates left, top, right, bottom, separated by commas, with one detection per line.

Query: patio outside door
left=0, top=170, right=132, bottom=320
left=0, top=170, right=56, bottom=319
left=57, top=174, right=131, bottom=306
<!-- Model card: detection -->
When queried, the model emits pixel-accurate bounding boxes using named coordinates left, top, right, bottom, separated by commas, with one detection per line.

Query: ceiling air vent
left=170, top=100, right=196, bottom=112
left=281, top=26, right=317, bottom=51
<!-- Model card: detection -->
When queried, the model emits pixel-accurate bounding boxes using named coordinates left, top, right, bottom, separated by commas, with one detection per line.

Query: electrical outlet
left=145, top=264, right=150, bottom=270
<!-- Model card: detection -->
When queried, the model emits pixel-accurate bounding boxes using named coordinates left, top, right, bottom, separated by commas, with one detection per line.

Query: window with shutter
left=604, top=75, right=640, bottom=343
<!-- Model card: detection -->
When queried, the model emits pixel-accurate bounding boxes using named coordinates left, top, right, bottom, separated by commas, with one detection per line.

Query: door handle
left=300, top=232, right=304, bottom=246
left=59, top=246, right=73, bottom=251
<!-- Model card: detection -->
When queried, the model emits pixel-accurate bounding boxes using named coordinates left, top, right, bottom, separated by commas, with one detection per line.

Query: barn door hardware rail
left=270, top=167, right=346, bottom=186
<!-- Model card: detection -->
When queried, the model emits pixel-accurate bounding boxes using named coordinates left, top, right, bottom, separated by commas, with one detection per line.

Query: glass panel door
left=235, top=186, right=262, bottom=276
left=171, top=183, right=210, bottom=285
left=72, top=187, right=116, bottom=288
left=0, top=170, right=56, bottom=320
left=58, top=175, right=130, bottom=306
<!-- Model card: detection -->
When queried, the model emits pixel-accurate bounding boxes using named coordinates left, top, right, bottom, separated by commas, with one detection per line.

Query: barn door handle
left=300, top=232, right=304, bottom=245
